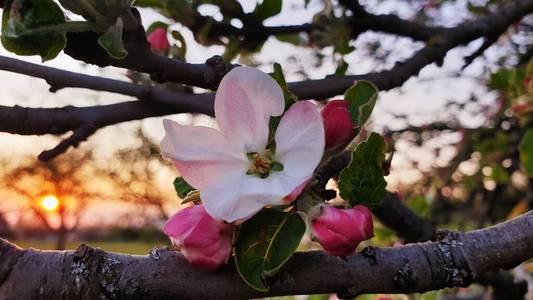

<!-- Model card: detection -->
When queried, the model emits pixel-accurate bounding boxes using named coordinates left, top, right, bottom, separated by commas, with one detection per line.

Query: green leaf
left=1, top=0, right=66, bottom=61
left=275, top=33, right=303, bottom=45
left=146, top=21, right=169, bottom=34
left=173, top=177, right=194, bottom=199
left=490, top=164, right=509, bottom=184
left=98, top=17, right=128, bottom=59
left=344, top=80, right=379, bottom=127
left=334, top=39, right=355, bottom=55
left=170, top=30, right=187, bottom=61
left=489, top=69, right=513, bottom=90
left=519, top=129, right=533, bottom=178
left=252, top=0, right=282, bottom=21
left=338, top=132, right=387, bottom=208
left=271, top=63, right=297, bottom=109
left=235, top=209, right=305, bottom=291
left=59, top=0, right=134, bottom=31
left=335, top=58, right=349, bottom=76
left=267, top=63, right=298, bottom=148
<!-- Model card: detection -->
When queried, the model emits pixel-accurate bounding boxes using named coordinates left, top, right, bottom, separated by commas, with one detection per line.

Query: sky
left=0, top=0, right=502, bottom=228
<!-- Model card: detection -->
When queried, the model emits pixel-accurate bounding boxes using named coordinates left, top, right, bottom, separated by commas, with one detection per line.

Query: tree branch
left=37, top=124, right=97, bottom=161
left=0, top=211, right=531, bottom=299
left=0, top=54, right=214, bottom=114
left=373, top=193, right=437, bottom=242
left=0, top=54, right=214, bottom=160
left=63, top=0, right=533, bottom=96
left=290, top=0, right=533, bottom=99
left=0, top=0, right=530, bottom=160
left=63, top=8, right=233, bottom=90
left=350, top=11, right=446, bottom=41
left=0, top=101, right=180, bottom=159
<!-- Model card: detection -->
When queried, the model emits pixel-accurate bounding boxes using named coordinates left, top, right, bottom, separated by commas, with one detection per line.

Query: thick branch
left=0, top=212, right=531, bottom=299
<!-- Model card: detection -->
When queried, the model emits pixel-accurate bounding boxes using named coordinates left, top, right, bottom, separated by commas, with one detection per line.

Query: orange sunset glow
left=39, top=195, right=60, bottom=212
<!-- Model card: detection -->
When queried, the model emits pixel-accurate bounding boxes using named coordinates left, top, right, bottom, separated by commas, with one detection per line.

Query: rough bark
left=0, top=212, right=531, bottom=300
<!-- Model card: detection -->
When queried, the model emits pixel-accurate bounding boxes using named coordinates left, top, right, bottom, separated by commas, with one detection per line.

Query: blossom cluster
left=160, top=66, right=373, bottom=271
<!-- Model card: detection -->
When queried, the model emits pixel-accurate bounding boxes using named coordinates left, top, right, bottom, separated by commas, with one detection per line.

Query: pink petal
left=275, top=101, right=325, bottom=178
left=312, top=221, right=352, bottom=249
left=163, top=205, right=234, bottom=271
left=163, top=206, right=206, bottom=239
left=215, top=67, right=285, bottom=152
left=147, top=28, right=170, bottom=54
left=160, top=119, right=247, bottom=189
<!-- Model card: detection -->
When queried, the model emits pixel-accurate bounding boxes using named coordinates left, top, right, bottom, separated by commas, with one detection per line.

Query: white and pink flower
left=161, top=66, right=325, bottom=223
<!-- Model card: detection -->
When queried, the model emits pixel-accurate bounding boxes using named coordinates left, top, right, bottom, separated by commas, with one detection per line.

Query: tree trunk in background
left=56, top=205, right=68, bottom=250
left=0, top=212, right=12, bottom=238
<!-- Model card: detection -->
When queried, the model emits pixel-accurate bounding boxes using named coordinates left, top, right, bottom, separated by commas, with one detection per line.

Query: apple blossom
left=163, top=205, right=234, bottom=271
left=161, top=66, right=325, bottom=223
left=321, top=100, right=356, bottom=149
left=147, top=28, right=170, bottom=54
left=311, top=205, right=373, bottom=256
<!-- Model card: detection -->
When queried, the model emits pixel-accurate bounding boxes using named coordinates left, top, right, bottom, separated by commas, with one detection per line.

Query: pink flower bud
left=523, top=76, right=532, bottom=88
left=163, top=205, right=234, bottom=271
left=321, top=100, right=355, bottom=149
left=311, top=205, right=373, bottom=256
left=512, top=101, right=533, bottom=116
left=147, top=28, right=170, bottom=54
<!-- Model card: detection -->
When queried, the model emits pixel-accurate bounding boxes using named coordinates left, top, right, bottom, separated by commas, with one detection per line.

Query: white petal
left=275, top=101, right=325, bottom=178
left=160, top=119, right=247, bottom=189
left=200, top=172, right=257, bottom=223
left=215, top=66, right=284, bottom=152
left=202, top=171, right=309, bottom=223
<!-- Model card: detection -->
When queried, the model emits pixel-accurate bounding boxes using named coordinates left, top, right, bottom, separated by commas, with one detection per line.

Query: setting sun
left=40, top=195, right=60, bottom=212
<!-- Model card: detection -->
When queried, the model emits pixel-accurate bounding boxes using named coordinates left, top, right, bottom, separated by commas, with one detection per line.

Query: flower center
left=246, top=149, right=283, bottom=178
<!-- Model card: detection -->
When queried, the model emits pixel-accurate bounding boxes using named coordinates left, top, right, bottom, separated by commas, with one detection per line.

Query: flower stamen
left=246, top=150, right=283, bottom=178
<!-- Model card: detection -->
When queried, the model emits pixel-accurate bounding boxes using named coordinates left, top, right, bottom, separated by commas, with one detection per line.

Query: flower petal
left=160, top=119, right=247, bottom=189
left=202, top=172, right=309, bottom=223
left=215, top=66, right=285, bottom=152
left=162, top=206, right=205, bottom=239
left=275, top=101, right=325, bottom=177
left=283, top=177, right=311, bottom=203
